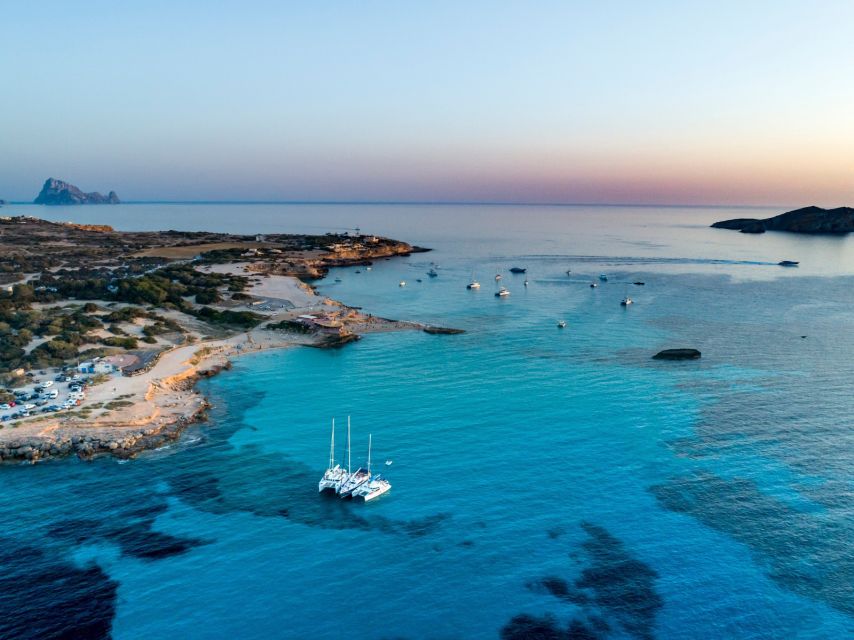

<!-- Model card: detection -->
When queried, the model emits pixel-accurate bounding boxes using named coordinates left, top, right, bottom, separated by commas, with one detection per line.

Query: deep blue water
left=1, top=204, right=852, bottom=639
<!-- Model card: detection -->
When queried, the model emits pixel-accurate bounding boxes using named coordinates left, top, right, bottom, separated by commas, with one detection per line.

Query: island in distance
left=34, top=177, right=120, bottom=205
left=712, top=206, right=854, bottom=234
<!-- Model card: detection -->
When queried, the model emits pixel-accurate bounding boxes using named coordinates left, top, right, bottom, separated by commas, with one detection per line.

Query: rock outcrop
left=712, top=206, right=854, bottom=234
left=34, top=178, right=120, bottom=205
left=653, top=348, right=701, bottom=360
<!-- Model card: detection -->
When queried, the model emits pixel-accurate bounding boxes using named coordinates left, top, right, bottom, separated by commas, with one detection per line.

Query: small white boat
left=495, top=287, right=510, bottom=297
left=557, top=320, right=566, bottom=328
left=590, top=283, right=598, bottom=288
left=524, top=278, right=529, bottom=287
left=467, top=269, right=480, bottom=289
left=621, top=297, right=633, bottom=306
left=495, top=274, right=502, bottom=281
left=385, top=460, right=393, bottom=466
left=599, top=274, right=608, bottom=281
left=366, top=266, right=372, bottom=271
left=399, top=281, right=406, bottom=287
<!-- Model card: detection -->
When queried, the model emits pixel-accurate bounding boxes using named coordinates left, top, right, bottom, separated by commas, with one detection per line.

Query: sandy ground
left=0, top=270, right=430, bottom=457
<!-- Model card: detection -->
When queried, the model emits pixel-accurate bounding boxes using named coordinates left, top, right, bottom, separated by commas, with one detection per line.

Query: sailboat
left=467, top=269, right=481, bottom=290
left=318, top=418, right=347, bottom=494
left=338, top=418, right=370, bottom=499
left=352, top=434, right=392, bottom=502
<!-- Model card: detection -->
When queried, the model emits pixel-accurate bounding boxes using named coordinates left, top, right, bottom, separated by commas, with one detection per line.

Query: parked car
left=24, top=404, right=36, bottom=410
left=0, top=403, right=9, bottom=410
left=41, top=380, right=53, bottom=388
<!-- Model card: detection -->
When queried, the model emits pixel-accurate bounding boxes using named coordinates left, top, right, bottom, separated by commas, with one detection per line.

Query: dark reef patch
left=651, top=471, right=854, bottom=616
left=508, top=522, right=662, bottom=640
left=48, top=515, right=210, bottom=561
left=165, top=444, right=449, bottom=537
left=0, top=541, right=118, bottom=640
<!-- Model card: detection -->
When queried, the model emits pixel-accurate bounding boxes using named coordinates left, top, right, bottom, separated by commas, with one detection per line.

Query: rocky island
left=0, top=217, right=445, bottom=463
left=712, top=206, right=854, bottom=234
left=34, top=178, right=120, bottom=205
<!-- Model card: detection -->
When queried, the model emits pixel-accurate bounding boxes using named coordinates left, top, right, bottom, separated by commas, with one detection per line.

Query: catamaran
left=338, top=419, right=370, bottom=498
left=318, top=418, right=347, bottom=494
left=352, top=434, right=392, bottom=502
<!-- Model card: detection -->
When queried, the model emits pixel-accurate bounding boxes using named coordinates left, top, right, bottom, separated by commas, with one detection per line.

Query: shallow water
left=1, top=204, right=852, bottom=639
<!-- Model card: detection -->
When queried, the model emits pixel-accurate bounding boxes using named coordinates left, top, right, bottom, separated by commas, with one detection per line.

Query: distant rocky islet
left=34, top=178, right=120, bottom=205
left=712, top=206, right=854, bottom=234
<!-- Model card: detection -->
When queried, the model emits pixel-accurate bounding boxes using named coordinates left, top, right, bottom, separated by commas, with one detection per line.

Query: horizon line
left=5, top=199, right=788, bottom=209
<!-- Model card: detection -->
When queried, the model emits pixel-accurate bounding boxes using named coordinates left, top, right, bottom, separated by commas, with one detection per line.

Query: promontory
left=711, top=206, right=854, bottom=234
left=34, top=178, right=120, bottom=205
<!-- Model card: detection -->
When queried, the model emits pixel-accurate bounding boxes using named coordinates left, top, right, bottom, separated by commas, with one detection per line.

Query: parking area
left=1, top=369, right=102, bottom=422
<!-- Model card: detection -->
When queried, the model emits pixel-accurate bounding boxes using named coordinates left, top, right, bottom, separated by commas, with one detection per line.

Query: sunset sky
left=3, top=1, right=853, bottom=205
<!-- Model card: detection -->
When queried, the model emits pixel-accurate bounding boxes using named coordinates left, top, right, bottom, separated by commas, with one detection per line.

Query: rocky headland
left=34, top=178, right=120, bottom=205
left=712, top=206, right=854, bottom=234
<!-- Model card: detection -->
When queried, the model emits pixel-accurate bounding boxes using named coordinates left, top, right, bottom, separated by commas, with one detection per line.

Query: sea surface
left=1, top=204, right=853, bottom=639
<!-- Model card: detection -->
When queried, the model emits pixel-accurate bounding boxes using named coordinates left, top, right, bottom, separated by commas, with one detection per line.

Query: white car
left=46, top=390, right=59, bottom=399
left=41, top=380, right=54, bottom=388
left=23, top=403, right=35, bottom=410
left=0, top=403, right=10, bottom=410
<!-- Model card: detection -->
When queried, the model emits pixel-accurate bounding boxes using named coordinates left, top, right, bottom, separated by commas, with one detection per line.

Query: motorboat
left=427, top=268, right=438, bottom=277
left=599, top=274, right=608, bottom=281
left=557, top=320, right=566, bottom=328
left=590, top=283, right=598, bottom=288
left=399, top=281, right=406, bottom=287
left=495, top=287, right=510, bottom=297
left=621, top=297, right=633, bottom=306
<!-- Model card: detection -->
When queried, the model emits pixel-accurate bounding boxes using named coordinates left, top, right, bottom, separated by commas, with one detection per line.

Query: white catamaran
left=337, top=418, right=371, bottom=499
left=318, top=418, right=347, bottom=494
left=352, top=434, right=392, bottom=502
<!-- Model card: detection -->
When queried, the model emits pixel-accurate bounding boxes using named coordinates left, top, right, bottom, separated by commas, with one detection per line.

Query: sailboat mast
left=329, top=418, right=335, bottom=468
left=347, top=416, right=351, bottom=474
left=368, top=433, right=372, bottom=475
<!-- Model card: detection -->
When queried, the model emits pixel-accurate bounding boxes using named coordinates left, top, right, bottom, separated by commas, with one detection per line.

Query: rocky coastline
left=712, top=206, right=854, bottom=234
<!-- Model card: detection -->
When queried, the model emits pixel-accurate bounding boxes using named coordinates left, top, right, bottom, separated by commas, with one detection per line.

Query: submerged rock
left=652, top=348, right=701, bottom=360
left=423, top=326, right=465, bottom=335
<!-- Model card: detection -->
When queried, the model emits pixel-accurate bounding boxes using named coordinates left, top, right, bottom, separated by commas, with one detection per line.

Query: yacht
left=399, top=280, right=406, bottom=287
left=557, top=320, right=566, bottom=328
left=599, top=274, right=608, bottom=281
left=427, top=268, right=439, bottom=277
left=495, top=287, right=510, bottom=297
left=318, top=418, right=347, bottom=494
left=352, top=434, right=392, bottom=502
left=509, top=267, right=526, bottom=274
left=621, top=297, right=633, bottom=306
left=495, top=274, right=502, bottom=281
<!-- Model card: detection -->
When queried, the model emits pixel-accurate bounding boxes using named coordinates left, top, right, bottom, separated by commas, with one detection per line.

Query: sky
left=2, top=1, right=854, bottom=206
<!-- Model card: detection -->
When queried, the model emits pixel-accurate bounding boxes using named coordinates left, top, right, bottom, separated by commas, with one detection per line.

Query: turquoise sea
left=1, top=204, right=853, bottom=639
